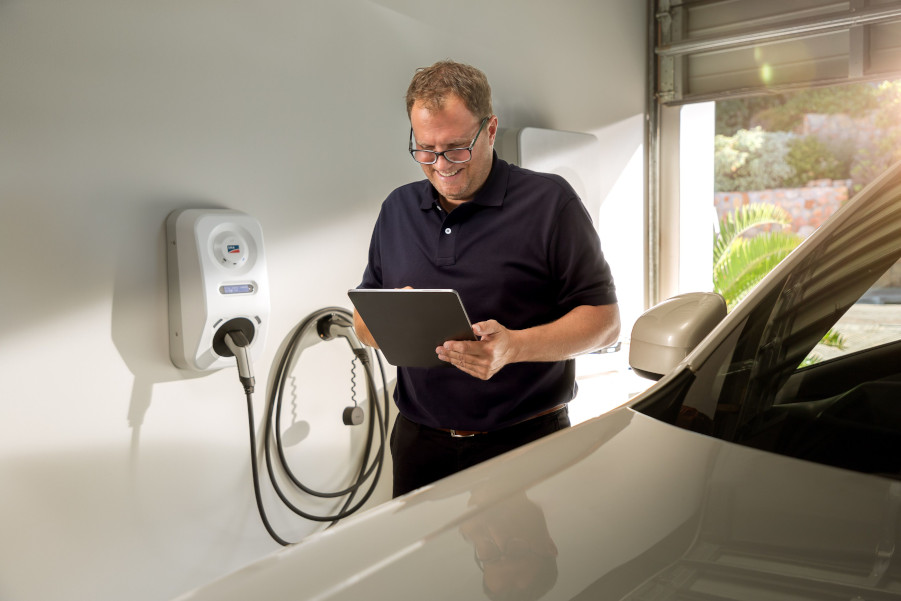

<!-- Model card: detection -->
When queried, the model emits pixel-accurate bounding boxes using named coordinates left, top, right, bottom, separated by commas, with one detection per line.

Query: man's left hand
left=436, top=320, right=516, bottom=380
left=436, top=304, right=621, bottom=380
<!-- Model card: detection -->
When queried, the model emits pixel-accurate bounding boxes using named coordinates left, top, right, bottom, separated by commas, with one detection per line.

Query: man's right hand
left=352, top=309, right=378, bottom=348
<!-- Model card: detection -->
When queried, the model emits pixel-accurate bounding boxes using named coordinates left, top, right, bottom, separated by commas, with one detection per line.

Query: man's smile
left=436, top=167, right=463, bottom=178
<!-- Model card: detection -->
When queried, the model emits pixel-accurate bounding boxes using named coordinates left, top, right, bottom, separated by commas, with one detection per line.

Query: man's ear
left=487, top=115, right=499, bottom=147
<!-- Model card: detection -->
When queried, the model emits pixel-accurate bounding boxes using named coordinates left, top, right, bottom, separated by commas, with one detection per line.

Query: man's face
left=410, top=95, right=497, bottom=210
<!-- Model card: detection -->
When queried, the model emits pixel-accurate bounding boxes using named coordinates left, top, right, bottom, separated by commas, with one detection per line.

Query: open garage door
left=655, top=0, right=901, bottom=105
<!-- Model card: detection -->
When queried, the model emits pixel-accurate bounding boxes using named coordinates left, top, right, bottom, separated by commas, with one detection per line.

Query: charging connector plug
left=318, top=313, right=371, bottom=365
left=224, top=330, right=255, bottom=393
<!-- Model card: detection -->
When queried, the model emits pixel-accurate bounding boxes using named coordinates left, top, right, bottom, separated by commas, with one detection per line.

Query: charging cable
left=224, top=307, right=389, bottom=546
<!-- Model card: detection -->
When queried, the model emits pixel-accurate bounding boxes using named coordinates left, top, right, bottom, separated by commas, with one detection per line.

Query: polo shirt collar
left=419, top=152, right=509, bottom=211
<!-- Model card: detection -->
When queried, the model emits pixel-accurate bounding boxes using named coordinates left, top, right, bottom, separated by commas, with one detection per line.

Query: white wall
left=0, top=1, right=647, bottom=600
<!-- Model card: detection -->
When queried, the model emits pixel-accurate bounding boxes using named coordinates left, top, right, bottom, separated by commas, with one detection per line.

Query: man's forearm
left=438, top=303, right=622, bottom=380
left=509, top=304, right=620, bottom=363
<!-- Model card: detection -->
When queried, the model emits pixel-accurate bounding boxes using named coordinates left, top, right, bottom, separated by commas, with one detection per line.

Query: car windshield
left=676, top=162, right=901, bottom=476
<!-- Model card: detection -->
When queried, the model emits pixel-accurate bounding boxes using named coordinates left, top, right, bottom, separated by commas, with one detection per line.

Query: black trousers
left=389, top=407, right=571, bottom=498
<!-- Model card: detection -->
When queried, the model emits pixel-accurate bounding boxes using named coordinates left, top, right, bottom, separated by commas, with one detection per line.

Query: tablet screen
left=347, top=289, right=476, bottom=368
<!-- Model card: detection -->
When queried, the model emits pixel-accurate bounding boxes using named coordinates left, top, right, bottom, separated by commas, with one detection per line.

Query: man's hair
left=405, top=60, right=493, bottom=120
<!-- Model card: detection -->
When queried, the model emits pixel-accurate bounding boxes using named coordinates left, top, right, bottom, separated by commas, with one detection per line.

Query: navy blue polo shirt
left=359, top=153, right=617, bottom=431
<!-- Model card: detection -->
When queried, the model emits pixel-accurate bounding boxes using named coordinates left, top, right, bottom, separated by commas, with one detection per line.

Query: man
left=354, top=60, right=620, bottom=497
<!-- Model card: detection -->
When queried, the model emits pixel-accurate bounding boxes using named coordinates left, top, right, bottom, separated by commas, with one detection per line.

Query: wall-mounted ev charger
left=166, top=209, right=270, bottom=374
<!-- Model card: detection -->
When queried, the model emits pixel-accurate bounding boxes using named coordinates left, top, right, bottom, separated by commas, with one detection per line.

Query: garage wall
left=0, top=2, right=646, bottom=600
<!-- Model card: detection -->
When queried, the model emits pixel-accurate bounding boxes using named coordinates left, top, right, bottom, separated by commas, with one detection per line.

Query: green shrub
left=715, top=80, right=901, bottom=192
left=784, top=136, right=849, bottom=187
left=715, top=128, right=795, bottom=192
left=751, top=83, right=881, bottom=132
left=716, top=96, right=784, bottom=136
left=849, top=81, right=901, bottom=191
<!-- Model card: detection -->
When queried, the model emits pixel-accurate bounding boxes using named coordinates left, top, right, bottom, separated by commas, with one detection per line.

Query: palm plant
left=713, top=202, right=802, bottom=310
left=713, top=202, right=847, bottom=361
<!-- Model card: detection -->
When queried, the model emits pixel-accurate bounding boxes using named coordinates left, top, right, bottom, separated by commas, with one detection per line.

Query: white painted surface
left=679, top=102, right=716, bottom=294
left=0, top=1, right=647, bottom=600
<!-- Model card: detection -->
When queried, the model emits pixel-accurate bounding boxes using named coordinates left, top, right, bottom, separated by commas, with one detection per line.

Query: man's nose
left=435, top=153, right=456, bottom=169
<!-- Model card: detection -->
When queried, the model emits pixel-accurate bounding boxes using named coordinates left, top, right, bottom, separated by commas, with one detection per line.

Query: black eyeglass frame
left=408, top=117, right=489, bottom=165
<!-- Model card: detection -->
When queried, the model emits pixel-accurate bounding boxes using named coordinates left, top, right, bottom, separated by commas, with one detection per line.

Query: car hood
left=173, top=401, right=901, bottom=600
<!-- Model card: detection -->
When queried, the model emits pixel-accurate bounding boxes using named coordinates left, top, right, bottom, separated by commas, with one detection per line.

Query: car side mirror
left=629, top=292, right=726, bottom=381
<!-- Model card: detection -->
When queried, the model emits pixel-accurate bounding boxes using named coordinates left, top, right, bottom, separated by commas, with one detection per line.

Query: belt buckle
left=449, top=429, right=476, bottom=438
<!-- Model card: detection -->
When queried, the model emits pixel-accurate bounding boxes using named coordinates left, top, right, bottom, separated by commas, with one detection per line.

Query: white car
left=176, top=160, right=901, bottom=601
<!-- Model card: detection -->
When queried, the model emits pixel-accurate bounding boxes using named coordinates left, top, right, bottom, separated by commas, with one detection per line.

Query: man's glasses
left=409, top=117, right=488, bottom=165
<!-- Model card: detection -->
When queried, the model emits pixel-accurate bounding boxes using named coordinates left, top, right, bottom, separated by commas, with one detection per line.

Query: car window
left=676, top=165, right=901, bottom=468
left=802, top=257, right=901, bottom=365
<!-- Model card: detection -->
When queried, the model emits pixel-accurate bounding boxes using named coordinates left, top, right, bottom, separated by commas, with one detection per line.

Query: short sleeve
left=548, top=196, right=617, bottom=311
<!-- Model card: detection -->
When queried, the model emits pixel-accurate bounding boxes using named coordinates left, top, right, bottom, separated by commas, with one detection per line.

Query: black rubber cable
left=241, top=307, right=390, bottom=546
left=244, top=390, right=292, bottom=546
left=264, top=350, right=386, bottom=517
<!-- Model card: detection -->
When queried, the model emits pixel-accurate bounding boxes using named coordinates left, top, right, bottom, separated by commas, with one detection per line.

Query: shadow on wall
left=109, top=199, right=224, bottom=462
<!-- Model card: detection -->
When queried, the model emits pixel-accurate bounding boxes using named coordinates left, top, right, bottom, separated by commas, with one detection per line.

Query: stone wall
left=714, top=179, right=851, bottom=238
left=715, top=179, right=901, bottom=287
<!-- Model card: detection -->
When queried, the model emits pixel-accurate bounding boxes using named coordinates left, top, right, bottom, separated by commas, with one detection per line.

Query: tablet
left=347, top=289, right=477, bottom=368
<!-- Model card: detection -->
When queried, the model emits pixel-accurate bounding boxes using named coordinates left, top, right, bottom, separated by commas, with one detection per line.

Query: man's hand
left=436, top=320, right=517, bottom=380
left=352, top=309, right=378, bottom=349
left=436, top=304, right=620, bottom=380
left=352, top=286, right=414, bottom=349
left=435, top=319, right=513, bottom=380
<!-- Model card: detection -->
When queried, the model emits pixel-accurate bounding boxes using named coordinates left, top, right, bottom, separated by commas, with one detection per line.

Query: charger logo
left=227, top=244, right=241, bottom=254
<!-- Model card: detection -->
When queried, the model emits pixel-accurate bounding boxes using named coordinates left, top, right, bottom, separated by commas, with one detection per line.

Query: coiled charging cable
left=226, top=307, right=390, bottom=546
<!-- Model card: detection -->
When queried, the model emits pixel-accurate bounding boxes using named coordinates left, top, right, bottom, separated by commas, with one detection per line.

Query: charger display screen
left=220, top=284, right=255, bottom=295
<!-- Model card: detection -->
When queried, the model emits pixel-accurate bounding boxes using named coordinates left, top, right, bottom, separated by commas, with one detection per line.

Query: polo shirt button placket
left=437, top=220, right=457, bottom=266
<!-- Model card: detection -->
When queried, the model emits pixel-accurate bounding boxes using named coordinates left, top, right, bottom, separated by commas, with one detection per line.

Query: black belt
left=436, top=404, right=567, bottom=438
